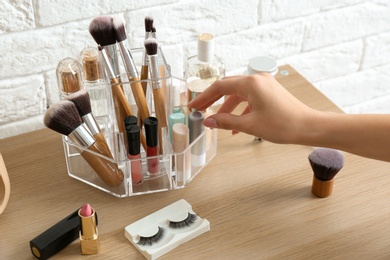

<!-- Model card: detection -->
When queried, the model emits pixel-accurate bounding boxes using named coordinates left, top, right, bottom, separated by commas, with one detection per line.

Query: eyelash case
left=124, top=199, right=210, bottom=259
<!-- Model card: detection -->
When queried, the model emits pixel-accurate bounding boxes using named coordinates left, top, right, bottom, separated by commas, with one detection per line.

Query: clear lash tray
left=61, top=48, right=217, bottom=197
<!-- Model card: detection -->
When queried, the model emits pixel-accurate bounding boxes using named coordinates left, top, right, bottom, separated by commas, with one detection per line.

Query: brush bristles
left=308, top=148, right=344, bottom=181
left=112, top=15, right=127, bottom=42
left=144, top=38, right=158, bottom=56
left=151, top=26, right=156, bottom=33
left=65, top=90, right=92, bottom=117
left=44, top=100, right=83, bottom=136
left=89, top=15, right=116, bottom=46
left=145, top=16, right=154, bottom=32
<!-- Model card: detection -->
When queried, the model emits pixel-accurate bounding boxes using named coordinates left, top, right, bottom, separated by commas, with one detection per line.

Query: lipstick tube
left=144, top=117, right=159, bottom=175
left=189, top=111, right=206, bottom=167
left=126, top=125, right=143, bottom=185
left=78, top=204, right=98, bottom=255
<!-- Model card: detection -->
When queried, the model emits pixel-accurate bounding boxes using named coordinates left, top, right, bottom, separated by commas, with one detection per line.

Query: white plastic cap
left=198, top=33, right=214, bottom=62
left=247, top=56, right=278, bottom=76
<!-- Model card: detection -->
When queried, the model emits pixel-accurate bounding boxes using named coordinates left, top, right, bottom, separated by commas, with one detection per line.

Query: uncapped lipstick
left=78, top=204, right=98, bottom=255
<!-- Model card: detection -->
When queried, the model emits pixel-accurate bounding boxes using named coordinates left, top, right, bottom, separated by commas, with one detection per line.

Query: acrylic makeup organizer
left=61, top=48, right=217, bottom=197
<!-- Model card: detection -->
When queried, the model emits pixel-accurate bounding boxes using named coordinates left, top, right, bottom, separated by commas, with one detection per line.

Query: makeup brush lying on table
left=144, top=38, right=168, bottom=154
left=308, top=147, right=344, bottom=198
left=65, top=89, right=113, bottom=159
left=44, top=100, right=124, bottom=187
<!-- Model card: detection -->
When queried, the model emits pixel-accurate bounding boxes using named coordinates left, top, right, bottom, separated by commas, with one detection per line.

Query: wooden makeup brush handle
left=111, top=78, right=147, bottom=151
left=129, top=78, right=150, bottom=123
left=140, top=65, right=148, bottom=96
left=93, top=132, right=113, bottom=159
left=153, top=87, right=168, bottom=154
left=81, top=144, right=124, bottom=187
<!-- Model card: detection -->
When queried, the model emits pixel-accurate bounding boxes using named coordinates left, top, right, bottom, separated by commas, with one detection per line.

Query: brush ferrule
left=149, top=54, right=161, bottom=89
left=117, top=41, right=138, bottom=78
left=101, top=44, right=120, bottom=78
left=82, top=113, right=100, bottom=136
left=99, top=48, right=116, bottom=80
left=68, top=123, right=95, bottom=149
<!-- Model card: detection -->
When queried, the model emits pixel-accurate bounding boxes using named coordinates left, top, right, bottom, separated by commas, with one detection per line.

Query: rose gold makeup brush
left=144, top=38, right=168, bottom=154
left=308, top=148, right=344, bottom=198
left=65, top=89, right=113, bottom=159
left=141, top=16, right=154, bottom=95
left=44, top=100, right=124, bottom=187
left=112, top=15, right=151, bottom=126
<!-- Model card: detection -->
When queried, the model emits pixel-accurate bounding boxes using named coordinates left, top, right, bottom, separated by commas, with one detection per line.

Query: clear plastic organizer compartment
left=61, top=48, right=217, bottom=197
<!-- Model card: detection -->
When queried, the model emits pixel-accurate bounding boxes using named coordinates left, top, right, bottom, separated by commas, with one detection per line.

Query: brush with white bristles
left=44, top=100, right=124, bottom=187
left=65, top=90, right=113, bottom=159
left=308, top=147, right=344, bottom=198
left=144, top=38, right=168, bottom=154
left=113, top=15, right=151, bottom=128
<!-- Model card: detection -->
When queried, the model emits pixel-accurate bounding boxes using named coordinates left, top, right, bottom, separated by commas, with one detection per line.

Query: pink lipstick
left=78, top=204, right=98, bottom=255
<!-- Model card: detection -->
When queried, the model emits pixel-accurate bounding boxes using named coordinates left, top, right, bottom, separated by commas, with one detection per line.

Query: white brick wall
left=0, top=0, right=389, bottom=138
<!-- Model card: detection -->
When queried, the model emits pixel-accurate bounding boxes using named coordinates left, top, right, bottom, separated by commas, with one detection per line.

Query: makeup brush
left=144, top=38, right=168, bottom=154
left=113, top=15, right=151, bottom=127
left=44, top=100, right=124, bottom=187
left=89, top=16, right=130, bottom=141
left=65, top=90, right=112, bottom=159
left=140, top=16, right=154, bottom=95
left=308, top=148, right=344, bottom=198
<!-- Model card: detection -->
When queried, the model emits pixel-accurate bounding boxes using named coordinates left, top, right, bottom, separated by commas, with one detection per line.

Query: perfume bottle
left=185, top=33, right=225, bottom=104
left=79, top=47, right=110, bottom=120
left=56, top=57, right=84, bottom=99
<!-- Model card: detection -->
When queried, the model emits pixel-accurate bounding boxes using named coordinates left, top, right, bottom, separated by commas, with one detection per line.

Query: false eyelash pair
left=137, top=212, right=198, bottom=246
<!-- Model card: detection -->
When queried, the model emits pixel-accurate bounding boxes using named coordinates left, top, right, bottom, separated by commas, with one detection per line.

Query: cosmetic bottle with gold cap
left=56, top=57, right=84, bottom=99
left=79, top=46, right=110, bottom=120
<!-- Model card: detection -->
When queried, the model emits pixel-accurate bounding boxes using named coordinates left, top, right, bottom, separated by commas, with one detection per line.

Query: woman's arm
left=188, top=74, right=390, bottom=162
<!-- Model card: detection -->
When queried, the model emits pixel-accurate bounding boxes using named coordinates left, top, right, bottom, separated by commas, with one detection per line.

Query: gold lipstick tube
left=78, top=207, right=98, bottom=254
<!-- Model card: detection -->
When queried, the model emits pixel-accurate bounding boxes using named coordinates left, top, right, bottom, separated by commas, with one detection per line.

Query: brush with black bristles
left=113, top=15, right=151, bottom=127
left=44, top=100, right=124, bottom=187
left=308, top=147, right=344, bottom=198
left=89, top=15, right=121, bottom=78
left=140, top=16, right=154, bottom=95
left=65, top=89, right=113, bottom=159
left=144, top=38, right=168, bottom=154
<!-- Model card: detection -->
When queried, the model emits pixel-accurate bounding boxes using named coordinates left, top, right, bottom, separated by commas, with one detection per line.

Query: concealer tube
left=126, top=125, right=143, bottom=186
left=172, top=123, right=191, bottom=185
left=69, top=124, right=124, bottom=187
left=189, top=111, right=206, bottom=167
left=144, top=117, right=159, bottom=176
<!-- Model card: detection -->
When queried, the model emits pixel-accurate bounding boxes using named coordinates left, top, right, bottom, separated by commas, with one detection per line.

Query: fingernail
left=204, top=117, right=217, bottom=128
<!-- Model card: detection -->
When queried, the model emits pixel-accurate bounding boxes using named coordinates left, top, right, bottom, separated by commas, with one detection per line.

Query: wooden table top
left=1, top=65, right=390, bottom=259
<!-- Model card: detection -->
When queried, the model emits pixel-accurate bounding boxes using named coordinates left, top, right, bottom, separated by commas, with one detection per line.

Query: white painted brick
left=0, top=20, right=95, bottom=79
left=0, top=74, right=46, bottom=124
left=281, top=40, right=363, bottom=83
left=303, top=2, right=390, bottom=51
left=126, top=0, right=258, bottom=47
left=185, top=19, right=305, bottom=72
left=35, top=0, right=177, bottom=26
left=315, top=64, right=390, bottom=110
left=344, top=95, right=390, bottom=114
left=362, top=31, right=390, bottom=69
left=259, top=0, right=365, bottom=23
left=0, top=0, right=35, bottom=33
left=0, top=115, right=44, bottom=139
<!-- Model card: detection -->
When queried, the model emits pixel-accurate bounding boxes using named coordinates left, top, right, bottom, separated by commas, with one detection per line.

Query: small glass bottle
left=56, top=57, right=84, bottom=99
left=79, top=47, right=109, bottom=120
left=185, top=33, right=225, bottom=105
